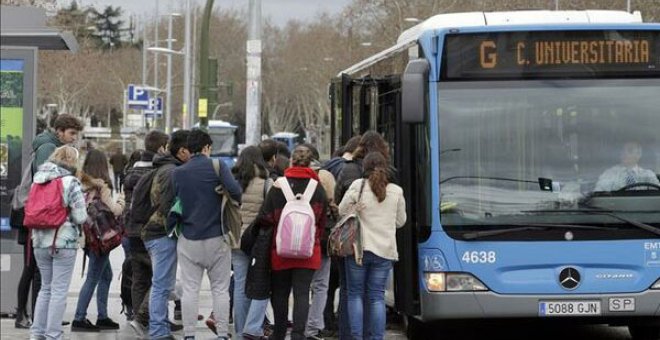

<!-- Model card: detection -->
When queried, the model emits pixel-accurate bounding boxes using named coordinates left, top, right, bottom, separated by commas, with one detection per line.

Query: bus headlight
left=652, top=279, right=660, bottom=289
left=424, top=272, right=488, bottom=292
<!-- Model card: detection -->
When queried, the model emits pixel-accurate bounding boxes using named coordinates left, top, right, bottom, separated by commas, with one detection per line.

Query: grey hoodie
left=31, top=162, right=87, bottom=249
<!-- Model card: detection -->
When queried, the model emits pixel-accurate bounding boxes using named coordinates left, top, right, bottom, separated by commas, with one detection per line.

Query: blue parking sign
left=144, top=97, right=163, bottom=117
left=128, top=84, right=150, bottom=108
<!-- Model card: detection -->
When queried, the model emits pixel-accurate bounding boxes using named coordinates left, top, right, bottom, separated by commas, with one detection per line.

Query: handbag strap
left=357, top=179, right=366, bottom=203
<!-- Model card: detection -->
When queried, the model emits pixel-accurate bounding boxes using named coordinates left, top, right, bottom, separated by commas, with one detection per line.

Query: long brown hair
left=83, top=149, right=113, bottom=190
left=353, top=131, right=390, bottom=161
left=363, top=152, right=389, bottom=202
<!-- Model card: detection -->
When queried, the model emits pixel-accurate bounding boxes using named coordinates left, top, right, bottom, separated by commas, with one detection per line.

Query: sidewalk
left=0, top=248, right=220, bottom=340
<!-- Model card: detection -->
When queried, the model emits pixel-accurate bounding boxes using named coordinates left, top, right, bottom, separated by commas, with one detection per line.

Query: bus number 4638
left=462, top=251, right=497, bottom=264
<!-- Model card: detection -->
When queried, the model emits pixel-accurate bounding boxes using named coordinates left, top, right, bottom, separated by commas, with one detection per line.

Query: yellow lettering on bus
left=615, top=41, right=624, bottom=63
left=589, top=41, right=599, bottom=63
left=580, top=41, right=589, bottom=63
left=480, top=40, right=497, bottom=68
left=571, top=41, right=580, bottom=64
left=640, top=40, right=649, bottom=62
left=517, top=42, right=526, bottom=65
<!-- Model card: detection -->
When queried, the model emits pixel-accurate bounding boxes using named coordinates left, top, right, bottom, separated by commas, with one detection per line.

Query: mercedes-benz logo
left=559, top=267, right=581, bottom=290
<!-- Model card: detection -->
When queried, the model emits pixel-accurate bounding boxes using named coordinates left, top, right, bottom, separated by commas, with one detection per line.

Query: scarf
left=284, top=166, right=319, bottom=181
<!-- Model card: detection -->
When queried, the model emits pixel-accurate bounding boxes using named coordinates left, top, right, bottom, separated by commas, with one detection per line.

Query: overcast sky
left=58, top=0, right=353, bottom=27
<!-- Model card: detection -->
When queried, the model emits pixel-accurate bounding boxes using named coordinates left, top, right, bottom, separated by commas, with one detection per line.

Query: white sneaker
left=129, top=320, right=147, bottom=338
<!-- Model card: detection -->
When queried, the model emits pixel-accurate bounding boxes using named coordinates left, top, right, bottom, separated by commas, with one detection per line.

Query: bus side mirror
left=401, top=59, right=429, bottom=124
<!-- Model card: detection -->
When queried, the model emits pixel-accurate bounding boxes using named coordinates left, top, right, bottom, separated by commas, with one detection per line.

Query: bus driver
left=595, top=141, right=660, bottom=192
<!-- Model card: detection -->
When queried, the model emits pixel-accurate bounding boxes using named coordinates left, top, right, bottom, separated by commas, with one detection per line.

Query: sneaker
left=206, top=313, right=217, bottom=335
left=96, top=318, right=120, bottom=330
left=243, top=334, right=268, bottom=340
left=71, top=319, right=100, bottom=332
left=14, top=313, right=32, bottom=329
left=306, top=331, right=325, bottom=340
left=129, top=320, right=147, bottom=338
left=168, top=320, right=183, bottom=332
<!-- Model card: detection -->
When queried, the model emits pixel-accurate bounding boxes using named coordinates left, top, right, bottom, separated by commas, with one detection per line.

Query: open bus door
left=332, top=73, right=424, bottom=318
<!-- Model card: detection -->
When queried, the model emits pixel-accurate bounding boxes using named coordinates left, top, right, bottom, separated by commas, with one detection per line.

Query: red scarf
left=284, top=166, right=319, bottom=181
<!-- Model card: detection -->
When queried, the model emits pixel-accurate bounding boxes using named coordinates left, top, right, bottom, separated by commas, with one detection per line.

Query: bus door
left=334, top=74, right=423, bottom=316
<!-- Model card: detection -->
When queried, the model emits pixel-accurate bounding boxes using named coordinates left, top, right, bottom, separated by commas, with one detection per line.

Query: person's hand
left=353, top=202, right=366, bottom=212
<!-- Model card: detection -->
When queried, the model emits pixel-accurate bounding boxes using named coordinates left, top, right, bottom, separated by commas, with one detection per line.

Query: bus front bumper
left=419, top=289, right=660, bottom=322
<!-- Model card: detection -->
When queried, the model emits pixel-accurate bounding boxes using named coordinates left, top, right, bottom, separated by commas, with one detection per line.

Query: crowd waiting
left=10, top=113, right=407, bottom=340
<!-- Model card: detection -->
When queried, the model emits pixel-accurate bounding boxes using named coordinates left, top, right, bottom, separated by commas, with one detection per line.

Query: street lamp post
left=165, top=13, right=181, bottom=133
left=183, top=0, right=192, bottom=129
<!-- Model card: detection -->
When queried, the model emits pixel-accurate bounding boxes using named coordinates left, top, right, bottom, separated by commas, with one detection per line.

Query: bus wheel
left=628, top=325, right=660, bottom=340
left=403, top=315, right=427, bottom=339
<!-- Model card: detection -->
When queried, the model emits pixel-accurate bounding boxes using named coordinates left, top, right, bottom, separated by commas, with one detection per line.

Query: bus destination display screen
left=442, top=30, right=660, bottom=80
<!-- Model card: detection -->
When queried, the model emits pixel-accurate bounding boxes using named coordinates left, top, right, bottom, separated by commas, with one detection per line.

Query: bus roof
left=338, top=10, right=644, bottom=77
left=272, top=132, right=299, bottom=138
left=194, top=120, right=237, bottom=129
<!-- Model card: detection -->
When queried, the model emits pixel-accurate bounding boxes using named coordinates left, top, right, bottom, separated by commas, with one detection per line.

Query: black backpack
left=129, top=169, right=159, bottom=226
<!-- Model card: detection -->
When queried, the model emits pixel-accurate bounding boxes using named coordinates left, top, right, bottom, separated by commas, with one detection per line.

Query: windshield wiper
left=462, top=223, right=619, bottom=240
left=525, top=209, right=660, bottom=237
left=440, top=176, right=539, bottom=185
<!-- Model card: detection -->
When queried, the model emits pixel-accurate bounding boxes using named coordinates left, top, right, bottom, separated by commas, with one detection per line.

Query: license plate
left=609, top=297, right=635, bottom=312
left=539, top=301, right=601, bottom=316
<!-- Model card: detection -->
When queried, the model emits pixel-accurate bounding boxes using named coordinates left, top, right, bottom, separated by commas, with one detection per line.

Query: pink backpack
left=275, top=177, right=318, bottom=259
left=23, top=177, right=69, bottom=254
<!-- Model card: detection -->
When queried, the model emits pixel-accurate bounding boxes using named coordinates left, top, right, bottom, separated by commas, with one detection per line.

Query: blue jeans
left=74, top=251, right=112, bottom=321
left=145, top=236, right=178, bottom=339
left=31, top=248, right=77, bottom=340
left=233, top=250, right=269, bottom=338
left=345, top=252, right=392, bottom=340
left=337, top=257, right=351, bottom=340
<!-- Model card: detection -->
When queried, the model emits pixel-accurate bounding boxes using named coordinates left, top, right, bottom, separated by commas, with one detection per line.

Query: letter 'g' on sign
left=480, top=40, right=497, bottom=69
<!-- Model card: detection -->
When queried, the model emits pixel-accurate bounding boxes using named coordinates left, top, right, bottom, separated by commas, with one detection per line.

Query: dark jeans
left=17, top=244, right=41, bottom=318
left=324, top=257, right=341, bottom=328
left=270, top=268, right=314, bottom=340
left=337, top=258, right=351, bottom=340
left=130, top=248, right=152, bottom=325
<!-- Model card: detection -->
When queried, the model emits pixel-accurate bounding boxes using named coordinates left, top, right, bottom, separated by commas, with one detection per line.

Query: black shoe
left=169, top=320, right=183, bottom=332
left=307, top=331, right=325, bottom=340
left=97, top=318, right=120, bottom=330
left=14, top=316, right=31, bottom=329
left=62, top=321, right=70, bottom=326
left=71, top=319, right=100, bottom=332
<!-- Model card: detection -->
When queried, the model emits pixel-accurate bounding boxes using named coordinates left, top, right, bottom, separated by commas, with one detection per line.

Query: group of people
left=13, top=112, right=407, bottom=340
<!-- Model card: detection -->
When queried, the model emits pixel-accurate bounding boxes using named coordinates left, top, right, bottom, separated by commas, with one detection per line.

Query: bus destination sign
left=442, top=30, right=660, bottom=80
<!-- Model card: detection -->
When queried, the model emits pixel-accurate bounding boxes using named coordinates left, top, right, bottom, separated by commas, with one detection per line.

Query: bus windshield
left=209, top=128, right=237, bottom=156
left=438, top=79, right=660, bottom=231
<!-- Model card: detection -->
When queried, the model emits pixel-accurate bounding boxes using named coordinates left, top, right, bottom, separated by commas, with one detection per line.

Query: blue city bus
left=272, top=132, right=302, bottom=152
left=195, top=120, right=239, bottom=168
left=330, top=10, right=660, bottom=339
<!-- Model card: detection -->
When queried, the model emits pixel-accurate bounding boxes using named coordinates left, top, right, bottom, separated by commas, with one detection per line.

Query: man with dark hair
left=14, top=113, right=84, bottom=329
left=258, top=139, right=279, bottom=181
left=142, top=130, right=191, bottom=339
left=173, top=129, right=241, bottom=340
left=124, top=130, right=172, bottom=336
left=32, top=113, right=83, bottom=173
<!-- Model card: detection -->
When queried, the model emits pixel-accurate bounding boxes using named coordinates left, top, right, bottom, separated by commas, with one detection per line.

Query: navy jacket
left=173, top=154, right=242, bottom=240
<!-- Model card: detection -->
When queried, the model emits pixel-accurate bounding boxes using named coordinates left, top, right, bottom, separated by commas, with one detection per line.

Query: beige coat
left=338, top=179, right=406, bottom=261
left=239, top=176, right=273, bottom=235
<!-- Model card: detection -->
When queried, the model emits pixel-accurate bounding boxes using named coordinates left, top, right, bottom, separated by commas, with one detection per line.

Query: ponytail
left=368, top=167, right=388, bottom=202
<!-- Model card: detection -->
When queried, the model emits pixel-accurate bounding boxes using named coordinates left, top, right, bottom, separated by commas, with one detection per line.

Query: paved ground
left=0, top=249, right=637, bottom=340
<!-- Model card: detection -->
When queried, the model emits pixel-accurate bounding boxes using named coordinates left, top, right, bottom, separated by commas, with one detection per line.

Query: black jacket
left=141, top=153, right=182, bottom=242
left=123, top=151, right=155, bottom=251
left=245, top=226, right=273, bottom=300
left=334, top=159, right=398, bottom=204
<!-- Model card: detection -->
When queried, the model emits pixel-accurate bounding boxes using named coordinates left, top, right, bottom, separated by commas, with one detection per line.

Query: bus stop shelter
left=0, top=5, right=77, bottom=317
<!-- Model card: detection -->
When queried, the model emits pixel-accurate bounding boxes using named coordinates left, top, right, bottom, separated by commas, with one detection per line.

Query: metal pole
left=122, top=89, right=127, bottom=154
left=183, top=0, right=192, bottom=129
left=627, top=0, right=631, bottom=12
left=154, top=0, right=159, bottom=94
left=245, top=0, right=262, bottom=145
left=555, top=0, right=559, bottom=10
left=189, top=9, right=198, bottom=129
left=165, top=14, right=173, bottom=133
